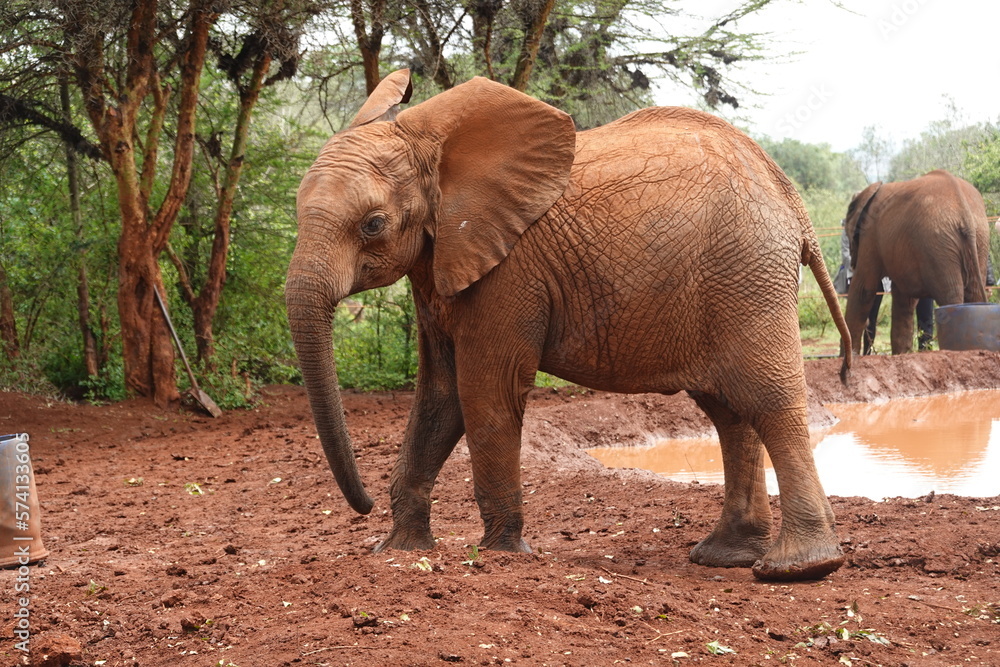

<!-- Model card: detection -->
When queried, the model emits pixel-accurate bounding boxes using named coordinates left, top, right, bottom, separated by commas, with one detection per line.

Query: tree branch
left=0, top=93, right=104, bottom=160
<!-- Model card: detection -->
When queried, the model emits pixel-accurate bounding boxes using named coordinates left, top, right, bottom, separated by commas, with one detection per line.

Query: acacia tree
left=59, top=0, right=216, bottom=405
left=338, top=0, right=776, bottom=116
left=171, top=4, right=305, bottom=367
left=1, top=0, right=313, bottom=401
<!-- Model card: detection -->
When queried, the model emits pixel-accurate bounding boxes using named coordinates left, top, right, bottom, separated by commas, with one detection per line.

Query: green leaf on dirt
left=706, top=641, right=735, bottom=655
left=852, top=629, right=891, bottom=646
left=184, top=482, right=204, bottom=495
left=412, top=557, right=433, bottom=572
left=462, top=545, right=480, bottom=565
left=124, top=477, right=143, bottom=487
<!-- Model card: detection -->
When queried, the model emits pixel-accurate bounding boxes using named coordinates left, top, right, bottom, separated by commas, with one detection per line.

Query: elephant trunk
left=286, top=271, right=374, bottom=515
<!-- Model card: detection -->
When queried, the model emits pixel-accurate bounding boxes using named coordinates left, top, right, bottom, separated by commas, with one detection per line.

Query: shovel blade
left=191, top=389, right=223, bottom=418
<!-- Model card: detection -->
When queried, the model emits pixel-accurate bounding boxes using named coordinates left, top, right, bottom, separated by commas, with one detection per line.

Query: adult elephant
left=285, top=70, right=852, bottom=581
left=843, top=170, right=990, bottom=354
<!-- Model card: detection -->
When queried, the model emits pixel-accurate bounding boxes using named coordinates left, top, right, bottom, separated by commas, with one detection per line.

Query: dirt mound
left=2, top=350, right=999, bottom=666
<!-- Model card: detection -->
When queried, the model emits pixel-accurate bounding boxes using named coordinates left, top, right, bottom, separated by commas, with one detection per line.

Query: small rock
left=31, top=632, right=82, bottom=667
left=353, top=612, right=378, bottom=628
left=160, top=592, right=183, bottom=608
left=180, top=611, right=207, bottom=632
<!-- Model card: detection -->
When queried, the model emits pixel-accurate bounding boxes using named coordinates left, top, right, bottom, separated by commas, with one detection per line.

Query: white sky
left=653, top=0, right=1000, bottom=152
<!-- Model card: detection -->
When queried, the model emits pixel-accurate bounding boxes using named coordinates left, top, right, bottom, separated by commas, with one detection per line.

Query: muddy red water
left=2, top=350, right=1000, bottom=666
left=590, top=390, right=1000, bottom=499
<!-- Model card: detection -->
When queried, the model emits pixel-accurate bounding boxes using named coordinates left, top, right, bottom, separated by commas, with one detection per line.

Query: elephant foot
left=373, top=527, right=436, bottom=553
left=689, top=522, right=771, bottom=568
left=478, top=515, right=532, bottom=553
left=480, top=535, right=533, bottom=553
left=751, top=537, right=845, bottom=581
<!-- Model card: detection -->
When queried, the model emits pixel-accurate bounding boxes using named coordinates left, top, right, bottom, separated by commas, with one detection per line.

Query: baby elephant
left=286, top=70, right=852, bottom=581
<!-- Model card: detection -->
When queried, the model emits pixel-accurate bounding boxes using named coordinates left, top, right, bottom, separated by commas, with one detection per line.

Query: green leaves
left=705, top=640, right=736, bottom=655
left=333, top=280, right=417, bottom=391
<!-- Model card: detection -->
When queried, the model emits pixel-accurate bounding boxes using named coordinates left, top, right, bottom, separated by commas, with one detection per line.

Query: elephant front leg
left=458, top=355, right=536, bottom=554
left=688, top=393, right=772, bottom=567
left=376, top=334, right=465, bottom=552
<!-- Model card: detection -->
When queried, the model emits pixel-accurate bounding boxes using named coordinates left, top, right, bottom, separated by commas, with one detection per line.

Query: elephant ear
left=846, top=181, right=882, bottom=268
left=396, top=77, right=577, bottom=296
left=349, top=69, right=413, bottom=127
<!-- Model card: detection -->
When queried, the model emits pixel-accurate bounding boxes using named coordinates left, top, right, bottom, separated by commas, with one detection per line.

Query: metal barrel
left=935, top=303, right=1000, bottom=352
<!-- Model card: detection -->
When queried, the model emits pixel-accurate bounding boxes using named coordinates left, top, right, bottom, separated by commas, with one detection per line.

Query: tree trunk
left=350, top=0, right=386, bottom=95
left=192, top=50, right=271, bottom=367
left=0, top=262, right=18, bottom=361
left=410, top=1, right=454, bottom=90
left=467, top=0, right=501, bottom=79
left=117, top=227, right=177, bottom=404
left=61, top=77, right=99, bottom=378
left=510, top=0, right=557, bottom=91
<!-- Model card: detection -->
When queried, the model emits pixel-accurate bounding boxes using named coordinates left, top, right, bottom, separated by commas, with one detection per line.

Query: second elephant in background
left=843, top=170, right=990, bottom=354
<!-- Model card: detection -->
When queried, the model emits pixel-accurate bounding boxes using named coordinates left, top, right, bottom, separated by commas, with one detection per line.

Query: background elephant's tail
left=959, top=221, right=989, bottom=303
left=803, top=235, right=852, bottom=384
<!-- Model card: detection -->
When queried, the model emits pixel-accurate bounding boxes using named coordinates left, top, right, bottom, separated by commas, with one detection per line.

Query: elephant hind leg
left=890, top=294, right=918, bottom=354
left=687, top=392, right=772, bottom=568
left=747, top=408, right=844, bottom=581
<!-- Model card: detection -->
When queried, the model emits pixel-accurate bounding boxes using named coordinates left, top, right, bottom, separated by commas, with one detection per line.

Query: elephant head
left=843, top=181, right=882, bottom=269
left=285, top=70, right=576, bottom=513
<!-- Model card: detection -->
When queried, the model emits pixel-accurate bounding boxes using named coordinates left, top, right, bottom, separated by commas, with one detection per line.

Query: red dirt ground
left=2, top=350, right=1000, bottom=667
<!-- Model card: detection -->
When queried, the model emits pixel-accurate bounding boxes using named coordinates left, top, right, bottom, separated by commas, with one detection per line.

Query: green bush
left=332, top=280, right=418, bottom=391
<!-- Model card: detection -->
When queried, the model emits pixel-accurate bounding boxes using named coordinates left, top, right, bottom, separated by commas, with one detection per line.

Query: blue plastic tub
left=935, top=303, right=1000, bottom=352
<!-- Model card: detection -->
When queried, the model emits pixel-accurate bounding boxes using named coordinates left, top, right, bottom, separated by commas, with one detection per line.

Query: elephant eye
left=361, top=215, right=386, bottom=237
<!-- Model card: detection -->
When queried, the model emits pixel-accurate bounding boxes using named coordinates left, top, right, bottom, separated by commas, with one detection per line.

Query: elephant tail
left=959, top=222, right=989, bottom=303
left=803, top=235, right=852, bottom=384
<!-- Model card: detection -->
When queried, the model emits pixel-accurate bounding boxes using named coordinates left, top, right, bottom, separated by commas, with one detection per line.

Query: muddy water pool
left=587, top=390, right=1000, bottom=500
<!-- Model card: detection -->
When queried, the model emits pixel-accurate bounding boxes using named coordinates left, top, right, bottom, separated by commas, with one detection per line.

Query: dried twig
left=908, top=598, right=964, bottom=614
left=302, top=645, right=376, bottom=656
left=640, top=621, right=684, bottom=644
left=601, top=566, right=651, bottom=586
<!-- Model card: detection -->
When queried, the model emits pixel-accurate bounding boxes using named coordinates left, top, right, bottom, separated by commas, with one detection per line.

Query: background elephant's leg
left=890, top=294, right=918, bottom=354
left=748, top=408, right=843, bottom=580
left=863, top=293, right=883, bottom=355
left=845, top=279, right=880, bottom=354
left=377, top=332, right=465, bottom=552
left=457, top=353, right=537, bottom=553
left=687, top=392, right=772, bottom=567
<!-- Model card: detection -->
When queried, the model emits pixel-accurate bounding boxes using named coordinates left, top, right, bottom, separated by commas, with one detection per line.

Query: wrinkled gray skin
left=285, top=70, right=853, bottom=581
left=844, top=170, right=990, bottom=354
